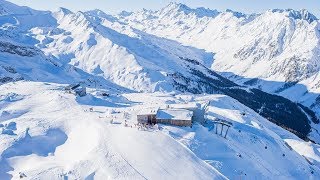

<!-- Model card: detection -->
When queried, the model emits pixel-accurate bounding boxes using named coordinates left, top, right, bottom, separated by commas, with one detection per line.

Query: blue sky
left=8, top=0, right=320, bottom=17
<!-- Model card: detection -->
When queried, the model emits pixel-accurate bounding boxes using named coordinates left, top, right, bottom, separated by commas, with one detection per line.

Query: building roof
left=138, top=108, right=158, bottom=115
left=156, top=109, right=193, bottom=121
left=168, top=103, right=198, bottom=110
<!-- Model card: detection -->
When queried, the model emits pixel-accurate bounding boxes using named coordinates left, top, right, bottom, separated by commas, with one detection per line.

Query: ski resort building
left=169, top=103, right=206, bottom=123
left=156, top=109, right=193, bottom=126
left=137, top=108, right=193, bottom=127
left=137, top=108, right=158, bottom=124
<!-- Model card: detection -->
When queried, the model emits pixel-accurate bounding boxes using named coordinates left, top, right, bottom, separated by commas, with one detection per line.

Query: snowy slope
left=125, top=92, right=320, bottom=178
left=0, top=1, right=320, bottom=179
left=0, top=37, right=129, bottom=93
left=0, top=0, right=318, bottom=138
left=120, top=3, right=320, bottom=115
left=0, top=81, right=319, bottom=179
left=22, top=3, right=316, bottom=141
left=0, top=82, right=225, bottom=179
left=41, top=8, right=214, bottom=93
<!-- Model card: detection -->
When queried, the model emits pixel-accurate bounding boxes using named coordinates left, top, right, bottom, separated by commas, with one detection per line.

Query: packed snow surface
left=0, top=81, right=319, bottom=179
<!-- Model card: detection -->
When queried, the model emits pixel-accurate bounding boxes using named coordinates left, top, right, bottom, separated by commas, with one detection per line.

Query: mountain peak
left=56, top=7, right=73, bottom=15
left=165, top=2, right=190, bottom=11
left=118, top=10, right=133, bottom=17
left=269, top=9, right=318, bottom=23
left=161, top=2, right=219, bottom=18
left=85, top=9, right=117, bottom=22
left=58, top=7, right=73, bottom=14
left=225, top=9, right=246, bottom=18
left=52, top=7, right=73, bottom=21
left=87, top=9, right=105, bottom=15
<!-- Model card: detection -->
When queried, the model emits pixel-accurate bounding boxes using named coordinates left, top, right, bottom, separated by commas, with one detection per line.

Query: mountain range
left=1, top=0, right=320, bottom=179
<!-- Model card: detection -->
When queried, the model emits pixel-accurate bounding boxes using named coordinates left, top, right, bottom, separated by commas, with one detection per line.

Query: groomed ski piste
left=0, top=81, right=319, bottom=179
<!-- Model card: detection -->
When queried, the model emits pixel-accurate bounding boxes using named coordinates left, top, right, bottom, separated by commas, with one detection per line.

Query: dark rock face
left=0, top=41, right=40, bottom=57
left=0, top=65, right=24, bottom=84
left=0, top=77, right=14, bottom=83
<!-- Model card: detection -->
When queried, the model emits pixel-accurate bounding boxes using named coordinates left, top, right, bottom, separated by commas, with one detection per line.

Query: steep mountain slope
left=38, top=7, right=215, bottom=93
left=0, top=0, right=130, bottom=92
left=120, top=3, right=320, bottom=114
left=46, top=8, right=320, bottom=140
left=0, top=0, right=318, bottom=140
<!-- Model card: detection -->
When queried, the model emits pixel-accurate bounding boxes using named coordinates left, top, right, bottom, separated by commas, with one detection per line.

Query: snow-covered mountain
left=1, top=0, right=320, bottom=179
left=121, top=2, right=320, bottom=112
left=0, top=0, right=317, bottom=141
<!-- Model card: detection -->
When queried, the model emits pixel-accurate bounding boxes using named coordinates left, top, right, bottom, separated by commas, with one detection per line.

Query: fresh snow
left=120, top=2, right=320, bottom=118
left=0, top=82, right=226, bottom=179
left=116, top=2, right=320, bottom=143
left=0, top=82, right=319, bottom=179
left=156, top=109, right=193, bottom=121
left=0, top=0, right=320, bottom=179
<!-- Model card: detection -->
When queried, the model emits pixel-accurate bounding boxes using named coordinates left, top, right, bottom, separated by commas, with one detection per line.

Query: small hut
left=137, top=108, right=158, bottom=124
left=65, top=83, right=87, bottom=97
left=156, top=109, right=193, bottom=126
left=65, top=84, right=80, bottom=92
